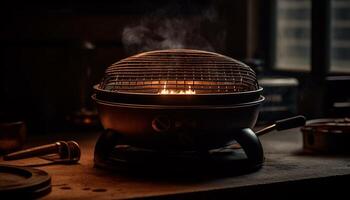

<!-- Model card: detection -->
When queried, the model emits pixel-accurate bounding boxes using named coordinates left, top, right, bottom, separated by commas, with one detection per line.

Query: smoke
left=121, top=3, right=226, bottom=54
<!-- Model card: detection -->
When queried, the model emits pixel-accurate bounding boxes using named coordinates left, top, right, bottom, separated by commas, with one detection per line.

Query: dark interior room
left=0, top=0, right=349, bottom=199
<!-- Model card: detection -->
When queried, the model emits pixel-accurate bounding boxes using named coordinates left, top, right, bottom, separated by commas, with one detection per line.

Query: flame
left=158, top=84, right=196, bottom=95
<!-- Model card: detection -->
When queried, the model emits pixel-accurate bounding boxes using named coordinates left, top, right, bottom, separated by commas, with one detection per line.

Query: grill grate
left=99, top=49, right=259, bottom=94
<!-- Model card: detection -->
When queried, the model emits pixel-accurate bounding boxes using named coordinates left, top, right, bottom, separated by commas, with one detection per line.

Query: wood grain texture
left=1, top=128, right=350, bottom=199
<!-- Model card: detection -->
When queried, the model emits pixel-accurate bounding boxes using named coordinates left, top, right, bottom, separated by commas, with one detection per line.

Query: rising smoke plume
left=121, top=3, right=226, bottom=55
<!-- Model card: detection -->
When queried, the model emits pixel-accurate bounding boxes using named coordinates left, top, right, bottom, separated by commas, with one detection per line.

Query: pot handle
left=256, top=115, right=306, bottom=136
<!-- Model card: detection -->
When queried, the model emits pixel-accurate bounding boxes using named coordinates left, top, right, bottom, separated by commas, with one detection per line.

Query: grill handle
left=255, top=115, right=306, bottom=136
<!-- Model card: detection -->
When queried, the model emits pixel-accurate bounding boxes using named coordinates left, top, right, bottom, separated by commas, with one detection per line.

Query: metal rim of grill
left=98, top=49, right=259, bottom=95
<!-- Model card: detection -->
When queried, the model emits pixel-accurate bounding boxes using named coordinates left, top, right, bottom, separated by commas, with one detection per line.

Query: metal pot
left=92, top=94, right=264, bottom=150
left=301, top=118, right=350, bottom=154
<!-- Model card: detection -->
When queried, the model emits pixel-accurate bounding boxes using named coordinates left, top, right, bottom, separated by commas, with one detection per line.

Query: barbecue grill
left=92, top=49, right=305, bottom=174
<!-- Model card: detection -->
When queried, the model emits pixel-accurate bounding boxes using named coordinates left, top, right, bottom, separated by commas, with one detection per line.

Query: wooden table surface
left=1, top=128, right=350, bottom=199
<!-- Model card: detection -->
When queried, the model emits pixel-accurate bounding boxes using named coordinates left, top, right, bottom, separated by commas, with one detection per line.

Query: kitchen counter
left=1, top=128, right=350, bottom=199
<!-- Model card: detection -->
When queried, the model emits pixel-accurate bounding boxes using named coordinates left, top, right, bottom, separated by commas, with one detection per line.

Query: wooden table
left=1, top=128, right=350, bottom=199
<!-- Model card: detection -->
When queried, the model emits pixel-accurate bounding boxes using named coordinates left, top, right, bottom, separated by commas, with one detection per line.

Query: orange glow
left=158, top=83, right=196, bottom=95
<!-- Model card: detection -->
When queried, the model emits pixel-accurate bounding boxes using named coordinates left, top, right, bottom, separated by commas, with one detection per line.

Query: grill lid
left=98, top=49, right=259, bottom=95
left=94, top=49, right=262, bottom=105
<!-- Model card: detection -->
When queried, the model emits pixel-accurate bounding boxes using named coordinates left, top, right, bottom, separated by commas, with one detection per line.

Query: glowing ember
left=158, top=84, right=196, bottom=95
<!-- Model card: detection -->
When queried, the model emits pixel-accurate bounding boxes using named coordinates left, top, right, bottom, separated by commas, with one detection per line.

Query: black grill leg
left=233, top=128, right=264, bottom=169
left=94, top=129, right=123, bottom=168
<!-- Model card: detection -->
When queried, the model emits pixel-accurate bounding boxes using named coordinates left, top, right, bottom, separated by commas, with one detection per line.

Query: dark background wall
left=0, top=1, right=256, bottom=133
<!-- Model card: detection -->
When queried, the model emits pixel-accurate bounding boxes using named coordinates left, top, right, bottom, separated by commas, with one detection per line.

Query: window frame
left=266, top=0, right=350, bottom=77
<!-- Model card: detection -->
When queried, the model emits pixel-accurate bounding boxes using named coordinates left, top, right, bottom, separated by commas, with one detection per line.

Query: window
left=331, top=0, right=350, bottom=72
left=274, top=0, right=350, bottom=73
left=275, top=0, right=311, bottom=71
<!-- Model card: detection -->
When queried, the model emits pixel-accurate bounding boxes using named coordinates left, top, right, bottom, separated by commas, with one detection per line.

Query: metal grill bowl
left=92, top=49, right=265, bottom=150
left=94, top=49, right=262, bottom=105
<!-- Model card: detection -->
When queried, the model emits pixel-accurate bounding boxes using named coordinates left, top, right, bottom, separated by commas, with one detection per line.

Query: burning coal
left=158, top=84, right=196, bottom=95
